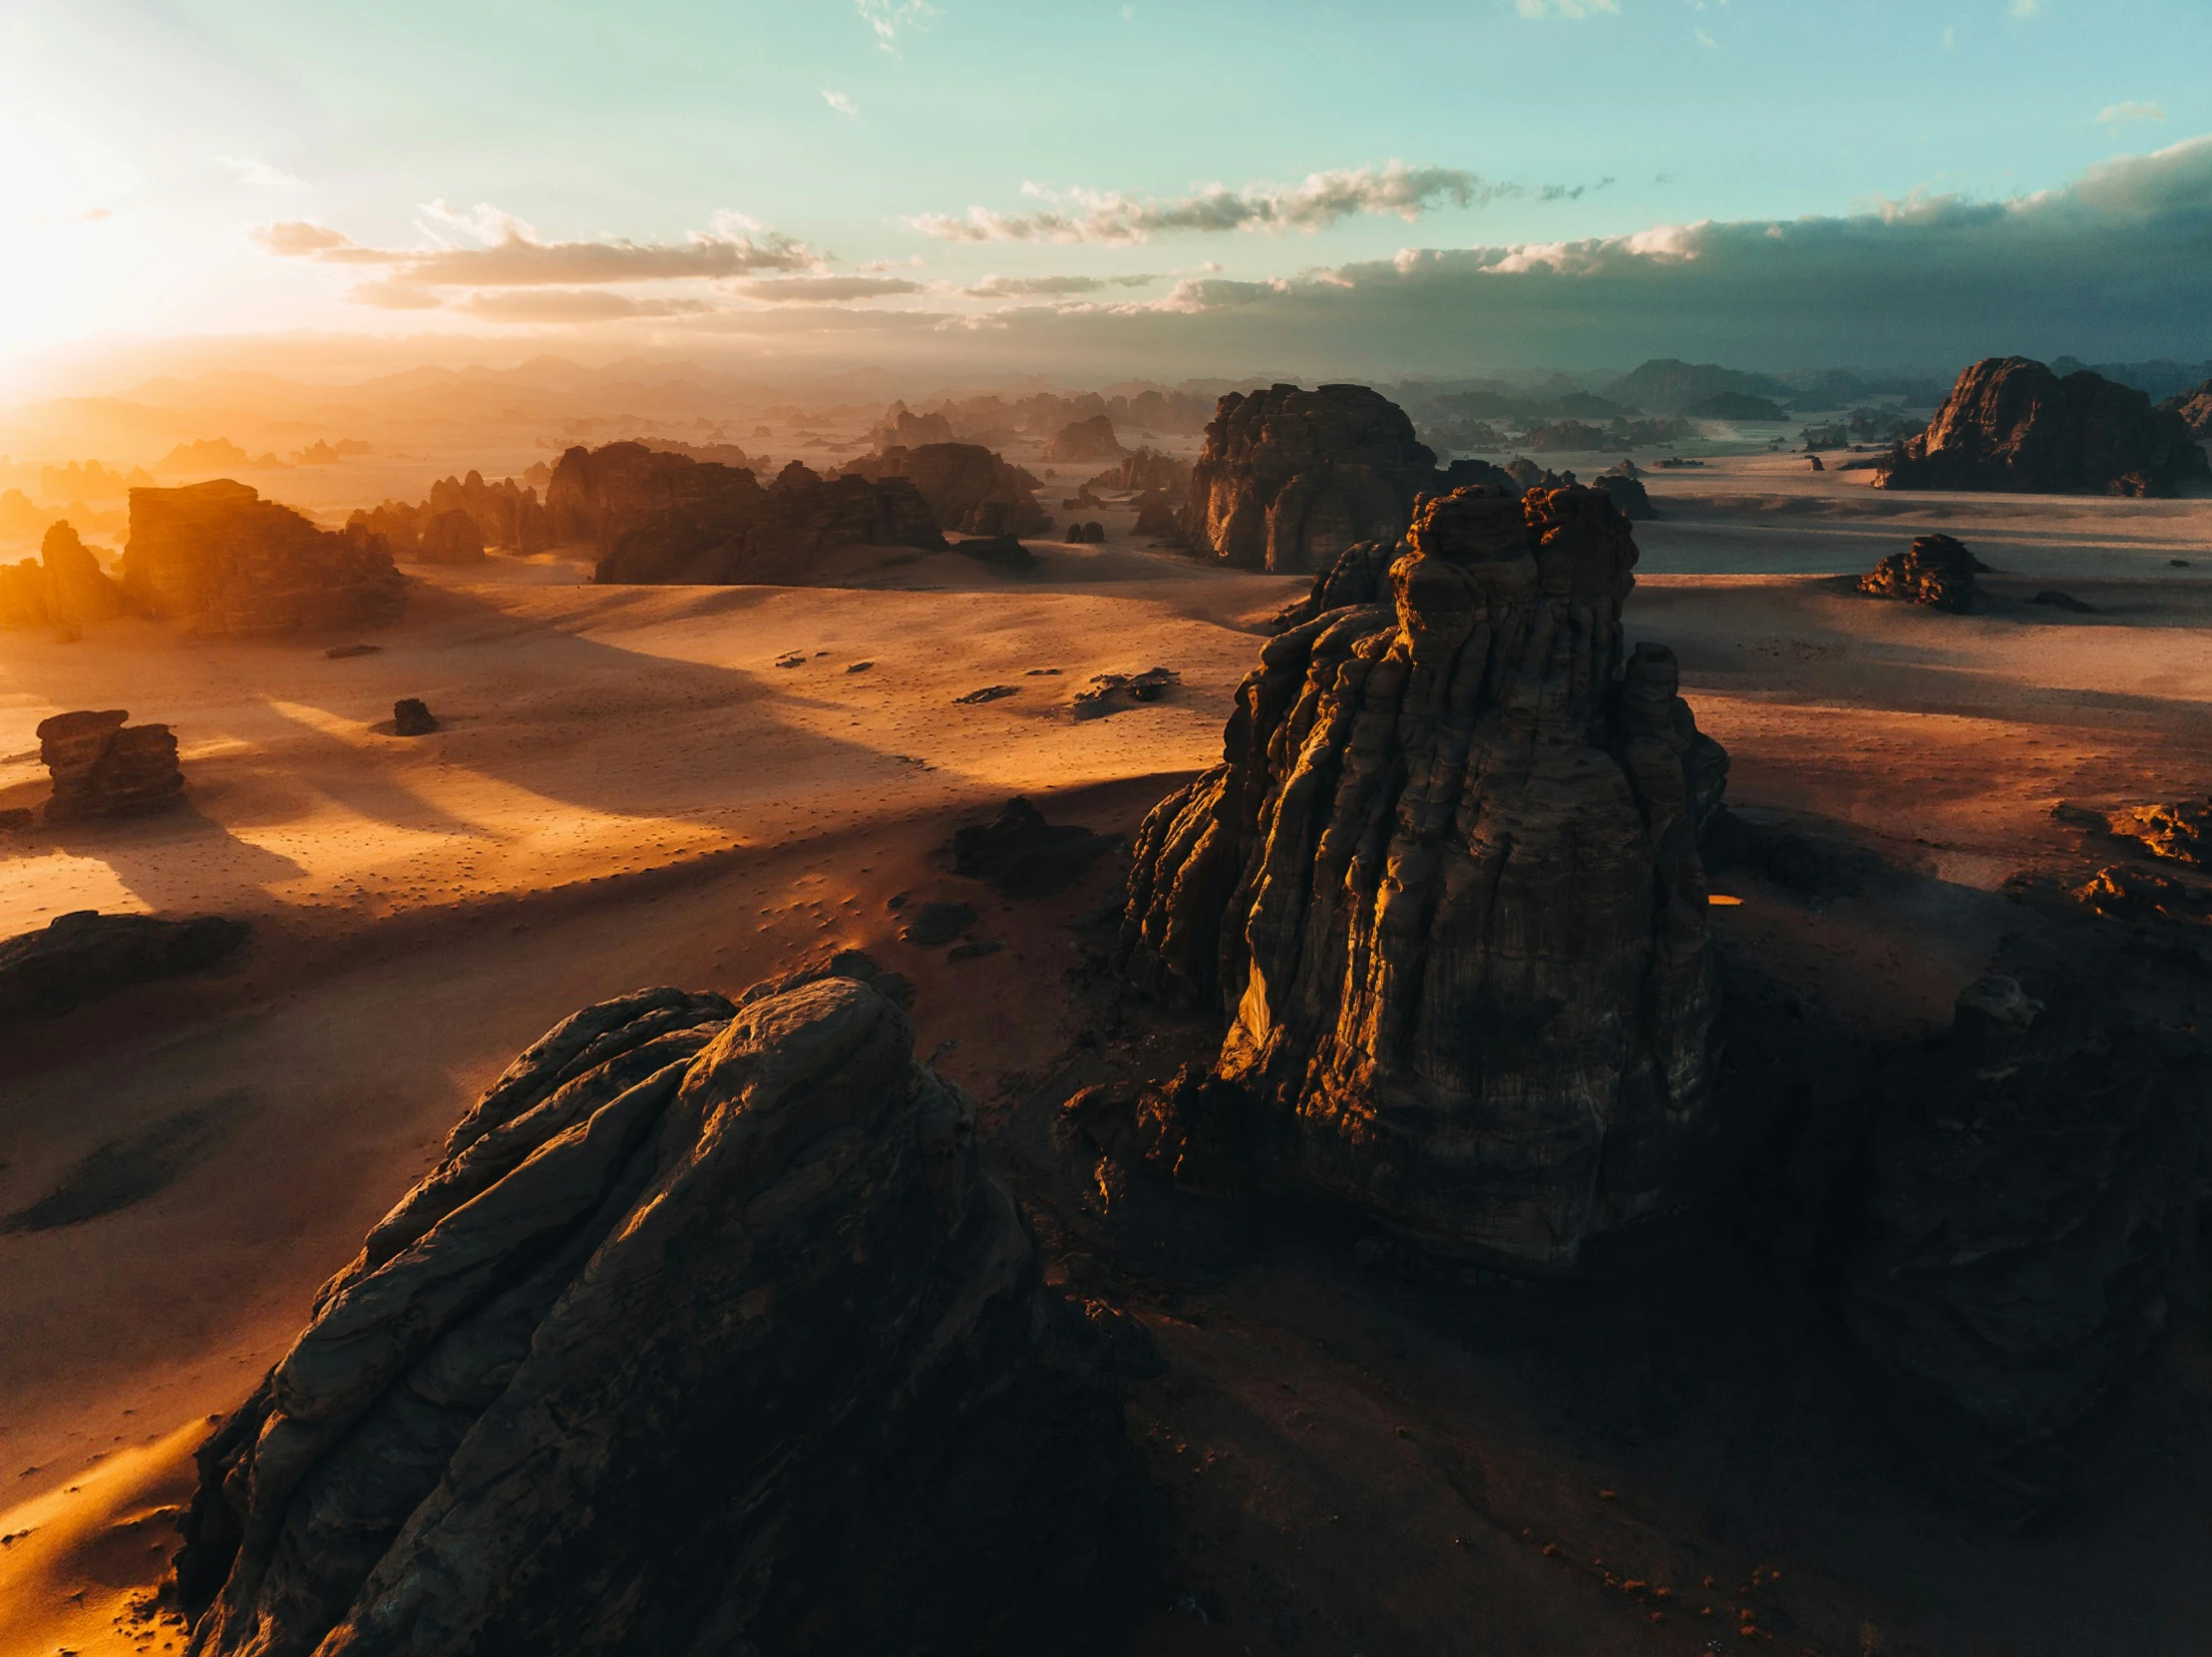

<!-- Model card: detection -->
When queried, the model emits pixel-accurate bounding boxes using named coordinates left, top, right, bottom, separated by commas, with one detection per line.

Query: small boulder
left=36, top=709, right=184, bottom=820
left=392, top=697, right=439, bottom=735
left=951, top=797, right=1115, bottom=898
left=1858, top=533, right=1986, bottom=612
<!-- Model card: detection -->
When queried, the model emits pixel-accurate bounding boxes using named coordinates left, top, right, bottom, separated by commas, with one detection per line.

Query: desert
left=6, top=10, right=2212, bottom=1655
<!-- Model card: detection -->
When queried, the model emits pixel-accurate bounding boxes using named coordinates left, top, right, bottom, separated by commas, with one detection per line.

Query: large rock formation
left=2159, top=378, right=2212, bottom=439
left=0, top=910, right=250, bottom=1020
left=593, top=459, right=943, bottom=586
left=37, top=709, right=185, bottom=819
left=1088, top=447, right=1192, bottom=497
left=173, top=968, right=1143, bottom=1657
left=356, top=474, right=549, bottom=560
left=545, top=441, right=730, bottom=551
left=1041, top=415, right=1125, bottom=464
left=1181, top=384, right=1469, bottom=574
left=1876, top=357, right=2210, bottom=496
left=125, top=482, right=405, bottom=636
left=842, top=442, right=1050, bottom=537
left=0, top=521, right=123, bottom=629
left=1118, top=484, right=1730, bottom=1266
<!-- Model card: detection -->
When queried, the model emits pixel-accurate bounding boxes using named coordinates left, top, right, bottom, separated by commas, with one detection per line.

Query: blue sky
left=4, top=0, right=2209, bottom=381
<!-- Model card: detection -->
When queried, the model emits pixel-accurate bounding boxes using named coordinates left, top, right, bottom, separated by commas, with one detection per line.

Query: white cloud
left=1515, top=0, right=1620, bottom=15
left=909, top=161, right=1522, bottom=244
left=1694, top=26, right=1717, bottom=46
left=2094, top=101, right=2166, bottom=128
left=2009, top=0, right=2042, bottom=15
left=734, top=274, right=926, bottom=303
left=963, top=272, right=1158, bottom=297
left=218, top=157, right=306, bottom=191
left=857, top=0, right=941, bottom=49
left=823, top=88, right=858, bottom=117
left=1941, top=25, right=1956, bottom=48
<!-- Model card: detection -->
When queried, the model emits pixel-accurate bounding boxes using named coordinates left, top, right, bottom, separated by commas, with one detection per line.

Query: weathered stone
left=2158, top=378, right=2212, bottom=439
left=392, top=698, right=439, bottom=736
left=125, top=481, right=405, bottom=637
left=842, top=442, right=1048, bottom=538
left=1876, top=357, right=2209, bottom=495
left=172, top=972, right=1144, bottom=1657
left=37, top=709, right=185, bottom=819
left=1858, top=533, right=1986, bottom=612
left=0, top=910, right=250, bottom=1019
left=2106, top=797, right=2212, bottom=867
left=1118, top=484, right=1729, bottom=1267
left=416, top=509, right=487, bottom=565
left=1041, top=415, right=1125, bottom=464
left=951, top=796, right=1114, bottom=898
left=1269, top=539, right=1401, bottom=631
left=1088, top=448, right=1191, bottom=497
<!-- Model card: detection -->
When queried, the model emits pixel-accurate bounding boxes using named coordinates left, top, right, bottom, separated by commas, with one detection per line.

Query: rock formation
left=0, top=910, right=250, bottom=1020
left=172, top=969, right=1142, bottom=1657
left=1876, top=357, right=2210, bottom=496
left=951, top=796, right=1115, bottom=898
left=1180, top=385, right=1450, bottom=574
left=1858, top=533, right=1986, bottom=612
left=125, top=482, right=405, bottom=636
left=356, top=474, right=548, bottom=560
left=869, top=400, right=957, bottom=450
left=1268, top=538, right=1401, bottom=631
left=0, top=521, right=124, bottom=629
left=2106, top=797, right=2212, bottom=866
left=553, top=444, right=945, bottom=584
left=2158, top=378, right=2212, bottom=439
left=1594, top=464, right=1656, bottom=521
left=1118, top=484, right=1731, bottom=1266
left=1132, top=489, right=1179, bottom=539
left=841, top=442, right=1049, bottom=537
left=1088, top=447, right=1192, bottom=497
left=392, top=698, right=439, bottom=736
left=37, top=709, right=185, bottom=819
left=1042, top=415, right=1125, bottom=464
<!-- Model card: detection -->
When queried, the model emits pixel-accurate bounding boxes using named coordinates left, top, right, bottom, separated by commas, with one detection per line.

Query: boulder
left=171, top=972, right=1144, bottom=1657
left=1041, top=415, right=1126, bottom=464
left=124, top=481, right=405, bottom=637
left=37, top=709, right=185, bottom=819
left=591, top=457, right=944, bottom=585
left=1858, top=533, right=1986, bottom=612
left=1876, top=357, right=2210, bottom=495
left=841, top=442, right=1049, bottom=538
left=392, top=698, right=439, bottom=736
left=1181, top=384, right=1445, bottom=574
left=1117, top=485, right=1731, bottom=1267
left=0, top=910, right=249, bottom=1020
left=950, top=796, right=1115, bottom=898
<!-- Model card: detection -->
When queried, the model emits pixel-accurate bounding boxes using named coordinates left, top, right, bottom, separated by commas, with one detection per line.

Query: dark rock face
left=1182, top=384, right=1445, bottom=574
left=392, top=698, right=439, bottom=736
left=1845, top=962, right=2212, bottom=1511
left=1132, top=489, right=1179, bottom=539
left=2159, top=378, right=2212, bottom=439
left=1041, top=415, right=1125, bottom=464
left=1269, top=538, right=1401, bottom=631
left=1876, top=357, right=2210, bottom=495
left=1088, top=447, right=1192, bottom=497
left=842, top=442, right=1048, bottom=537
left=356, top=475, right=550, bottom=559
left=173, top=973, right=1143, bottom=1657
left=1119, top=485, right=1731, bottom=1266
left=2107, top=797, right=2212, bottom=867
left=951, top=533, right=1035, bottom=571
left=578, top=448, right=945, bottom=585
left=0, top=910, right=249, bottom=1019
left=951, top=797, right=1114, bottom=898
left=0, top=522, right=124, bottom=629
left=1594, top=466, right=1656, bottom=520
left=1859, top=533, right=1986, bottom=611
left=125, top=481, right=406, bottom=637
left=418, top=510, right=487, bottom=565
left=37, top=709, right=185, bottom=819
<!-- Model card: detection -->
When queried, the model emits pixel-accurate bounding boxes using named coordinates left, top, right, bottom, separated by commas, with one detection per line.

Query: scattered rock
left=125, top=481, right=405, bottom=636
left=1875, top=357, right=2209, bottom=495
left=2105, top=797, right=2212, bottom=866
left=2028, top=590, right=2096, bottom=614
left=954, top=684, right=1020, bottom=704
left=1858, top=533, right=1986, bottom=612
left=901, top=902, right=978, bottom=945
left=1071, top=667, right=1179, bottom=718
left=392, top=698, right=439, bottom=736
left=951, top=796, right=1115, bottom=898
left=2070, top=865, right=2200, bottom=923
left=0, top=911, right=250, bottom=1020
left=1118, top=483, right=1732, bottom=1267
left=323, top=643, right=381, bottom=659
left=845, top=659, right=875, bottom=673
left=170, top=973, right=1146, bottom=1656
left=36, top=709, right=184, bottom=820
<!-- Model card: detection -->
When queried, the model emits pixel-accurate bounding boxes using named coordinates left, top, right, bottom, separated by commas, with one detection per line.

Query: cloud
left=910, top=161, right=1517, bottom=244
left=455, top=289, right=722, bottom=322
left=218, top=156, right=306, bottom=191
left=962, top=272, right=1159, bottom=297
left=2095, top=101, right=2167, bottom=129
left=823, top=88, right=858, bottom=117
left=2009, top=0, right=2041, bottom=15
left=252, top=205, right=818, bottom=289
left=1515, top=0, right=1619, bottom=15
left=1694, top=26, right=1717, bottom=46
left=345, top=280, right=447, bottom=311
left=858, top=0, right=940, bottom=49
left=733, top=275, right=926, bottom=303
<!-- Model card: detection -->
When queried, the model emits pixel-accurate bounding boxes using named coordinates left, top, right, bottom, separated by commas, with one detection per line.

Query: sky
left=3, top=0, right=2210, bottom=390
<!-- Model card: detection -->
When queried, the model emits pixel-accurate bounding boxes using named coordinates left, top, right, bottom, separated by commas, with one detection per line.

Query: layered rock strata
left=37, top=709, right=185, bottom=819
left=173, top=970, right=1140, bottom=1657
left=125, top=482, right=405, bottom=636
left=1876, top=357, right=2210, bottom=495
left=841, top=442, right=1049, bottom=537
left=1119, top=484, right=1730, bottom=1266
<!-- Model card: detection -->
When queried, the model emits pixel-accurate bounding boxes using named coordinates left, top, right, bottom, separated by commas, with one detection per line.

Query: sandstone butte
left=839, top=440, right=1051, bottom=538
left=124, top=480, right=407, bottom=637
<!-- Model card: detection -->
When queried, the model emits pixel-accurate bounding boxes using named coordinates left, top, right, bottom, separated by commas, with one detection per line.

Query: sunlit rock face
left=175, top=970, right=1143, bottom=1657
left=842, top=441, right=1050, bottom=538
left=1877, top=356, right=2211, bottom=496
left=1121, top=485, right=1730, bottom=1268
left=123, top=481, right=405, bottom=636
left=1180, top=384, right=1447, bottom=575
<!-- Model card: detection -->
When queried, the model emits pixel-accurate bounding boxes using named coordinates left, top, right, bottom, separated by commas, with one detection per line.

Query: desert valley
left=4, top=7, right=2211, bottom=1655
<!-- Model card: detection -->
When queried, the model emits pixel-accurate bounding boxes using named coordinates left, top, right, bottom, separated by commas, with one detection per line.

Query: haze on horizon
left=4, top=0, right=2210, bottom=395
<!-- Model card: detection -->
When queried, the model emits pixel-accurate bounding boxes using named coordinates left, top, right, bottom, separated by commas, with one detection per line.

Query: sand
left=3, top=462, right=2209, bottom=1655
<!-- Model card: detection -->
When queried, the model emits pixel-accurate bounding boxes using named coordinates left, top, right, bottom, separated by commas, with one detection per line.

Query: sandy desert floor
left=2, top=458, right=2209, bottom=1656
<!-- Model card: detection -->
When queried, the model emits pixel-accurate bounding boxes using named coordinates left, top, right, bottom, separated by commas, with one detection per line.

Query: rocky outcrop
left=1876, top=357, right=2210, bottom=496
left=2159, top=378, right=2212, bottom=439
left=1268, top=538, right=1401, bottom=631
left=869, top=401, right=957, bottom=450
left=125, top=482, right=405, bottom=636
left=1181, top=385, right=1449, bottom=574
left=392, top=698, right=439, bottom=736
left=1594, top=464, right=1656, bottom=521
left=172, top=970, right=1142, bottom=1657
left=1118, top=484, right=1731, bottom=1267
left=594, top=458, right=943, bottom=585
left=1088, top=447, right=1191, bottom=497
left=951, top=796, right=1115, bottom=898
left=37, top=709, right=185, bottom=819
left=842, top=442, right=1049, bottom=537
left=0, top=910, right=249, bottom=1020
left=0, top=522, right=124, bottom=629
left=1859, top=533, right=1986, bottom=612
left=1042, top=415, right=1125, bottom=464
left=2106, top=797, right=2212, bottom=866
left=1132, top=489, right=1179, bottom=539
left=358, top=473, right=547, bottom=559
left=546, top=441, right=732, bottom=551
